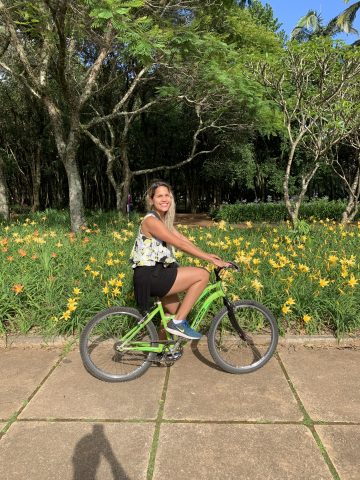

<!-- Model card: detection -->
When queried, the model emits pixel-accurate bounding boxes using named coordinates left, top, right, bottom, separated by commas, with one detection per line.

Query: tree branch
left=0, top=61, right=41, bottom=98
left=79, top=23, right=114, bottom=108
left=0, top=0, right=40, bottom=93
left=82, top=100, right=160, bottom=129
left=133, top=145, right=220, bottom=176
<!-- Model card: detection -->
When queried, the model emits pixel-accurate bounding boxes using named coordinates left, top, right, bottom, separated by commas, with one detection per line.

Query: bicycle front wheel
left=80, top=306, right=158, bottom=382
left=208, top=300, right=278, bottom=374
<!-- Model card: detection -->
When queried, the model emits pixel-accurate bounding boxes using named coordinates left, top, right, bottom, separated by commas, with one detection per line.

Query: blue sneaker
left=165, top=320, right=202, bottom=340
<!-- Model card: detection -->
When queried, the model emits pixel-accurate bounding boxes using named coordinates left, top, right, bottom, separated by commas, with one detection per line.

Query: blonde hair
left=145, top=180, right=175, bottom=231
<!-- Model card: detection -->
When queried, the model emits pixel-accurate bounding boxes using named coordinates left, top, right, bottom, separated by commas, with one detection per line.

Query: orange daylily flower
left=12, top=284, right=24, bottom=295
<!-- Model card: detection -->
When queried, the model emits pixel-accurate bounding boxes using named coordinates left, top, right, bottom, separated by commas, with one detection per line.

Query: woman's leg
left=161, top=266, right=209, bottom=320
left=161, top=293, right=180, bottom=315
left=159, top=294, right=180, bottom=340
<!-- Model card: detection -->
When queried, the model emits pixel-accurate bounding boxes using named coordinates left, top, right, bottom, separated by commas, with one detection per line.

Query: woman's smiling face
left=151, top=186, right=172, bottom=214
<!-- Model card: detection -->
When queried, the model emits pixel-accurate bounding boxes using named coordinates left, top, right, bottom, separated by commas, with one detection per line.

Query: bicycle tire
left=208, top=300, right=278, bottom=374
left=80, top=306, right=158, bottom=382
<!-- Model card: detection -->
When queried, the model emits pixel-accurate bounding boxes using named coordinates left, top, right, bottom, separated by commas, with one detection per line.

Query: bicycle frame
left=118, top=279, right=226, bottom=354
left=81, top=261, right=279, bottom=382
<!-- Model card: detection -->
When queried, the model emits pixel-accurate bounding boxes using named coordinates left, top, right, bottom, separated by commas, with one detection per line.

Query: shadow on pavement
left=72, top=424, right=130, bottom=480
left=190, top=341, right=223, bottom=372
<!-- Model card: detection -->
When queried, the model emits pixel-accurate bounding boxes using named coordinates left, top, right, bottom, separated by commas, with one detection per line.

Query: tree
left=250, top=38, right=360, bottom=225
left=83, top=96, right=225, bottom=213
left=78, top=1, right=230, bottom=212
left=0, top=77, right=52, bottom=212
left=330, top=132, right=360, bottom=223
left=247, top=0, right=283, bottom=35
left=0, top=0, right=116, bottom=230
left=0, top=12, right=10, bottom=220
left=1, top=0, right=255, bottom=223
left=81, top=0, right=281, bottom=213
left=0, top=0, right=285, bottom=217
left=291, top=1, right=360, bottom=43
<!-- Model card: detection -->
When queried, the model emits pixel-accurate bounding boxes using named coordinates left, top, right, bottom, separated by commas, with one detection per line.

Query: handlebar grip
left=227, top=261, right=240, bottom=271
left=214, top=262, right=240, bottom=275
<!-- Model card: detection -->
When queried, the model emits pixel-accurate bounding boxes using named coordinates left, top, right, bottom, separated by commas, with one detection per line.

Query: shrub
left=214, top=199, right=358, bottom=223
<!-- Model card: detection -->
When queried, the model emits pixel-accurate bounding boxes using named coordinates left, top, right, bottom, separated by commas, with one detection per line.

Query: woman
left=130, top=180, right=228, bottom=340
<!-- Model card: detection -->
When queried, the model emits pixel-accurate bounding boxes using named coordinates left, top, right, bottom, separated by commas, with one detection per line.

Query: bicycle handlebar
left=214, top=261, right=240, bottom=280
left=225, top=261, right=240, bottom=271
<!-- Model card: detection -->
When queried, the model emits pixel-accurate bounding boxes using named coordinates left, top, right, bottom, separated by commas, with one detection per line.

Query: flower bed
left=1, top=212, right=359, bottom=338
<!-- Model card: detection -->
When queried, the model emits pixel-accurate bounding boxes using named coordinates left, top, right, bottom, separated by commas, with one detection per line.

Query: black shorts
left=133, top=262, right=178, bottom=314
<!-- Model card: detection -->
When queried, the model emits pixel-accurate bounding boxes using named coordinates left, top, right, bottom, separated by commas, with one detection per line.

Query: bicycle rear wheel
left=208, top=300, right=278, bottom=374
left=80, top=306, right=158, bottom=382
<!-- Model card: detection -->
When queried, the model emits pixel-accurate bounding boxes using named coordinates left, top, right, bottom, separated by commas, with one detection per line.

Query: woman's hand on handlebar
left=207, top=254, right=231, bottom=268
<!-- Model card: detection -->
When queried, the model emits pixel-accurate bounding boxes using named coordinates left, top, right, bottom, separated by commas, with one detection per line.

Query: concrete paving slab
left=279, top=348, right=360, bottom=421
left=0, top=347, right=61, bottom=420
left=1, top=335, right=72, bottom=348
left=316, top=425, right=360, bottom=480
left=164, top=344, right=302, bottom=421
left=0, top=421, right=153, bottom=480
left=154, top=424, right=332, bottom=480
left=20, top=349, right=165, bottom=420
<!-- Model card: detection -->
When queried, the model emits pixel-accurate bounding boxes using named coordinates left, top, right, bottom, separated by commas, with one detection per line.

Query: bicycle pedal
left=156, top=350, right=183, bottom=364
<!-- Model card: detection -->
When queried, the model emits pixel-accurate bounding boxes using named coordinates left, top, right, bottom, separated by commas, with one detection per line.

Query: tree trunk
left=341, top=196, right=357, bottom=224
left=63, top=150, right=86, bottom=232
left=189, top=182, right=199, bottom=213
left=31, top=145, right=41, bottom=212
left=341, top=166, right=360, bottom=224
left=0, top=157, right=9, bottom=221
left=283, top=129, right=307, bottom=226
left=104, top=145, right=132, bottom=215
left=291, top=163, right=320, bottom=225
left=185, top=184, right=191, bottom=212
left=104, top=150, right=120, bottom=209
left=283, top=142, right=298, bottom=226
left=118, top=153, right=133, bottom=214
left=43, top=96, right=86, bottom=231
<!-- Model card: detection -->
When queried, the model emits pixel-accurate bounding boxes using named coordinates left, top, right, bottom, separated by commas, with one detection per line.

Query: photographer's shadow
left=72, top=424, right=130, bottom=480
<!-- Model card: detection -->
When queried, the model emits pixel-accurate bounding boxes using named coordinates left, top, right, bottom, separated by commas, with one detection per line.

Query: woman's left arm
left=171, top=227, right=223, bottom=265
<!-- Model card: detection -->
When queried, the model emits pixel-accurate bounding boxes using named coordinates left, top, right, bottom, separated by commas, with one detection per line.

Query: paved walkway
left=0, top=341, right=359, bottom=480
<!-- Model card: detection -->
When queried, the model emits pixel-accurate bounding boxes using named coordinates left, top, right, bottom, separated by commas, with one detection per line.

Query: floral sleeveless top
left=130, top=213, right=177, bottom=268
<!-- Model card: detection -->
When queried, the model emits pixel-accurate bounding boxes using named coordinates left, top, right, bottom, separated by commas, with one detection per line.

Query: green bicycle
left=80, top=262, right=279, bottom=382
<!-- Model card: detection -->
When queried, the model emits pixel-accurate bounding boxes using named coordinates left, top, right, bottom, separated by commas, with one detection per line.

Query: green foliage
left=2, top=0, right=359, bottom=228
left=214, top=199, right=358, bottom=223
left=288, top=219, right=311, bottom=243
left=155, top=85, right=181, bottom=98
left=203, top=143, right=255, bottom=186
left=88, top=0, right=172, bottom=61
left=214, top=202, right=288, bottom=222
left=1, top=211, right=360, bottom=339
left=248, top=0, right=283, bottom=34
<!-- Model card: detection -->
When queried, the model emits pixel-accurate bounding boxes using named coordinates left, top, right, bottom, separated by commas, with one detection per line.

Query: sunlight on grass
left=1, top=211, right=359, bottom=338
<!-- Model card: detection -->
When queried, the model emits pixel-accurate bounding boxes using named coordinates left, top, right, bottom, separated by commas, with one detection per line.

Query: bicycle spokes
left=81, top=308, right=158, bottom=381
left=210, top=301, right=278, bottom=372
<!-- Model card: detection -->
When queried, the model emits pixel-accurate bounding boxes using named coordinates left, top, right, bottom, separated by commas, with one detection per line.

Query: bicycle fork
left=223, top=298, right=248, bottom=341
left=224, top=298, right=262, bottom=361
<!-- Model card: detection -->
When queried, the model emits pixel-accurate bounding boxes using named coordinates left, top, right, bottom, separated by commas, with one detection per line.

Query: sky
left=260, top=0, right=360, bottom=41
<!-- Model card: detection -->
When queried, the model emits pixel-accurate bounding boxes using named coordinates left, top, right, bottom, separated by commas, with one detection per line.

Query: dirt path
left=174, top=213, right=214, bottom=227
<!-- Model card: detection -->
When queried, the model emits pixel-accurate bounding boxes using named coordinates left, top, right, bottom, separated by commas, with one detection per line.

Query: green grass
left=1, top=211, right=360, bottom=338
